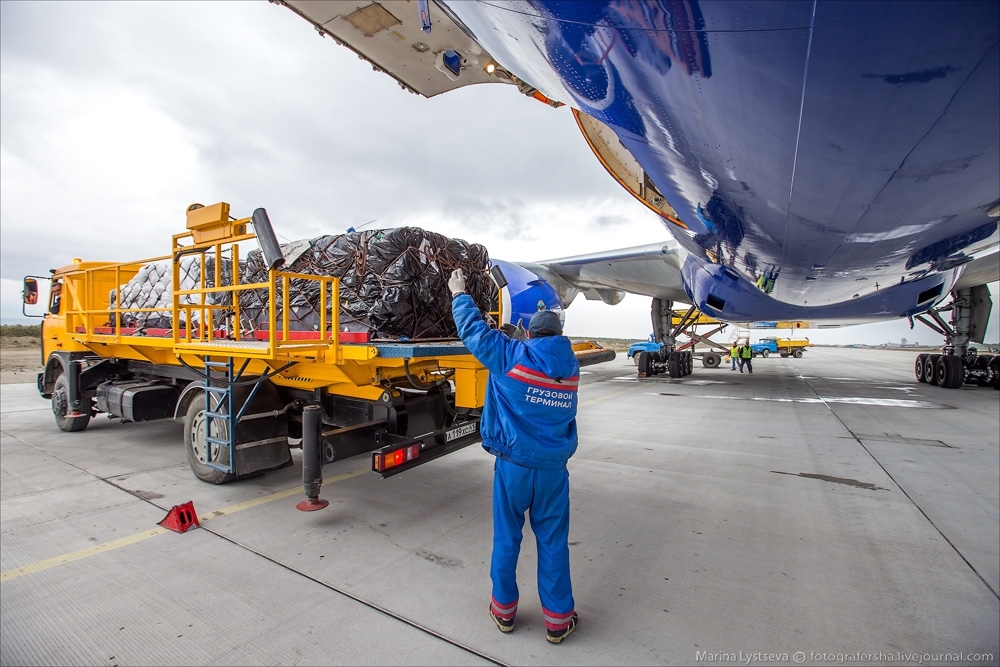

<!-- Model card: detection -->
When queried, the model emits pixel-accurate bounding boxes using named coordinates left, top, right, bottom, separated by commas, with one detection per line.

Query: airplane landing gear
left=637, top=298, right=711, bottom=378
left=636, top=349, right=694, bottom=378
left=912, top=285, right=997, bottom=390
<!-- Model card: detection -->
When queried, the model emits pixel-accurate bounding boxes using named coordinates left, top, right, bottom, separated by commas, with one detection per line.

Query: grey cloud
left=0, top=1, right=635, bottom=284
left=442, top=198, right=536, bottom=241
left=590, top=214, right=632, bottom=229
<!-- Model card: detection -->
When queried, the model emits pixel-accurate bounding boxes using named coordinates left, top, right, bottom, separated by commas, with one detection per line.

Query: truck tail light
left=373, top=444, right=420, bottom=472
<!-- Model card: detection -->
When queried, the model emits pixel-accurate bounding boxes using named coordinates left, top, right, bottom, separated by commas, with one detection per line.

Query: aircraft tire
left=637, top=352, right=652, bottom=377
left=915, top=354, right=927, bottom=382
left=925, top=354, right=941, bottom=385
left=989, top=356, right=1000, bottom=389
left=936, top=355, right=964, bottom=389
left=703, top=352, right=720, bottom=369
left=667, top=353, right=681, bottom=378
left=973, top=355, right=992, bottom=386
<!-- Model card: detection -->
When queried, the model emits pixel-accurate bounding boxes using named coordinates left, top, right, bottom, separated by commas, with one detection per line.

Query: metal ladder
left=203, top=357, right=237, bottom=474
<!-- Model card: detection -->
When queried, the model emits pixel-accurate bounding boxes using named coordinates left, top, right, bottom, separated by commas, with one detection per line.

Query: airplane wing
left=515, top=240, right=688, bottom=308
left=953, top=250, right=1000, bottom=291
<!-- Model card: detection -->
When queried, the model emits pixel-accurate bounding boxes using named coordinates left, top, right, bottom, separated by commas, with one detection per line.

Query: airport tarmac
left=1, top=346, right=998, bottom=666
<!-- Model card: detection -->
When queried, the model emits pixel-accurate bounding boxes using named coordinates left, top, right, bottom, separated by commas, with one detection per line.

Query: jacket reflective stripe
left=507, top=364, right=579, bottom=391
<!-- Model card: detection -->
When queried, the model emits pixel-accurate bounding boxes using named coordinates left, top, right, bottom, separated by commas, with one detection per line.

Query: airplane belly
left=442, top=1, right=1000, bottom=308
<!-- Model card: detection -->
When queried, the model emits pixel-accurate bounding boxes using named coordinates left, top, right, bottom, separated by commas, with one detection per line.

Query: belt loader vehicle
left=22, top=203, right=494, bottom=510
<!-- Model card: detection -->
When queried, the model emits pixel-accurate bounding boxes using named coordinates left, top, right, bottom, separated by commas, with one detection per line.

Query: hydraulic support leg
left=297, top=404, right=329, bottom=511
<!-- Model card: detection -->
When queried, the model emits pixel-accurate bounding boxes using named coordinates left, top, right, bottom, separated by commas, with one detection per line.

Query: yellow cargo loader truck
left=22, top=203, right=495, bottom=510
left=749, top=337, right=811, bottom=358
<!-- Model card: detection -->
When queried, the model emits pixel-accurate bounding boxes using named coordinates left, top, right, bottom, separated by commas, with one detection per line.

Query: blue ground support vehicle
left=627, top=335, right=661, bottom=363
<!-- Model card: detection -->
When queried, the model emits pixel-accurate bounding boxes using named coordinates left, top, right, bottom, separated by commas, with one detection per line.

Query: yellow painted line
left=0, top=465, right=369, bottom=583
left=0, top=528, right=168, bottom=583
left=196, top=466, right=368, bottom=521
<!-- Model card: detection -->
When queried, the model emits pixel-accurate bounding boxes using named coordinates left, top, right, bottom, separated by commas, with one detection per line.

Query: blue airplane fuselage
left=441, top=0, right=999, bottom=321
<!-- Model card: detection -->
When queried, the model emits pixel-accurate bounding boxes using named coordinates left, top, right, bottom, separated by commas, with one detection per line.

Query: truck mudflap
left=372, top=417, right=482, bottom=479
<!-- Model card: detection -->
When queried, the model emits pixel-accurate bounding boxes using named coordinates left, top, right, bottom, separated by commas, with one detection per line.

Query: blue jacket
left=451, top=293, right=579, bottom=470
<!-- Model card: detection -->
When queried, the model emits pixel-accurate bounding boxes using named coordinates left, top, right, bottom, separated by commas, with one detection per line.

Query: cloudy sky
left=2, top=1, right=996, bottom=345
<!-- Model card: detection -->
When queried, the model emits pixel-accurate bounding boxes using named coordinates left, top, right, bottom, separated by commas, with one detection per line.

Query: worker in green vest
left=739, top=340, right=753, bottom=374
left=729, top=343, right=740, bottom=371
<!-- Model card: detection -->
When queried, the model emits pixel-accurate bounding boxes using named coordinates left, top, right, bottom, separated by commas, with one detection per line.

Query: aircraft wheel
left=637, top=351, right=652, bottom=377
left=761, top=349, right=769, bottom=358
left=792, top=348, right=804, bottom=358
left=973, top=355, right=992, bottom=386
left=936, top=355, right=964, bottom=389
left=915, top=354, right=927, bottom=382
left=925, top=354, right=941, bottom=385
left=703, top=352, right=720, bottom=369
left=989, top=356, right=1000, bottom=389
left=667, top=353, right=681, bottom=378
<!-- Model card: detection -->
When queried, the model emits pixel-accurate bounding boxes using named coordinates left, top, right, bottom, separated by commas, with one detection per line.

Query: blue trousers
left=490, top=457, right=575, bottom=630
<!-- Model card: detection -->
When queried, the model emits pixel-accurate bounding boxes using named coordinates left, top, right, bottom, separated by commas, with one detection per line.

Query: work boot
left=491, top=609, right=514, bottom=633
left=546, top=612, right=578, bottom=644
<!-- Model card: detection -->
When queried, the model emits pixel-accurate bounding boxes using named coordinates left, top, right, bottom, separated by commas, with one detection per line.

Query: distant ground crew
left=739, top=340, right=753, bottom=374
left=449, top=268, right=581, bottom=645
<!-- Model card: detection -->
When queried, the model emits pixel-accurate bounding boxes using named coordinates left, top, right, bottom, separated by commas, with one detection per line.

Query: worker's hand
left=448, top=269, right=467, bottom=295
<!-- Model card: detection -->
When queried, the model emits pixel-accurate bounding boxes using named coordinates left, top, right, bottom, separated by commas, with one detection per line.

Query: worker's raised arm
left=449, top=270, right=519, bottom=374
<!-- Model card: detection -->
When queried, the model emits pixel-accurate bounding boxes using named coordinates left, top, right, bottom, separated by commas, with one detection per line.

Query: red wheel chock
left=158, top=501, right=201, bottom=533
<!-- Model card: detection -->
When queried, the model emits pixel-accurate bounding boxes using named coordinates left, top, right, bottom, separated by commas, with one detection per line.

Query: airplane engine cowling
left=491, top=259, right=564, bottom=330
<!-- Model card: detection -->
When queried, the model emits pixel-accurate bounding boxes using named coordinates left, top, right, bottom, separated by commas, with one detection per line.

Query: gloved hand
left=448, top=268, right=467, bottom=295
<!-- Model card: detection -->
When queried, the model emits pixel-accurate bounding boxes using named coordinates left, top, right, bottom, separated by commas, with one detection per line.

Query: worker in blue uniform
left=449, top=268, right=580, bottom=644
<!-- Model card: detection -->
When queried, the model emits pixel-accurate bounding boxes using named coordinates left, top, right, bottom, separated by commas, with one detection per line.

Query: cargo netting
left=109, top=228, right=496, bottom=339
left=239, top=228, right=496, bottom=339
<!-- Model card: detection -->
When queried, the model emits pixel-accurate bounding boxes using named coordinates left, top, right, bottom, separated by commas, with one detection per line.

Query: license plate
left=445, top=421, right=478, bottom=442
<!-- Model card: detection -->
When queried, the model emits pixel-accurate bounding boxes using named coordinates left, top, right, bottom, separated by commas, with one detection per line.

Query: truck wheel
left=184, top=394, right=236, bottom=484
left=792, top=348, right=804, bottom=358
left=52, top=373, right=90, bottom=432
left=703, top=352, right=721, bottom=369
left=761, top=349, right=769, bottom=358
left=631, top=353, right=639, bottom=366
